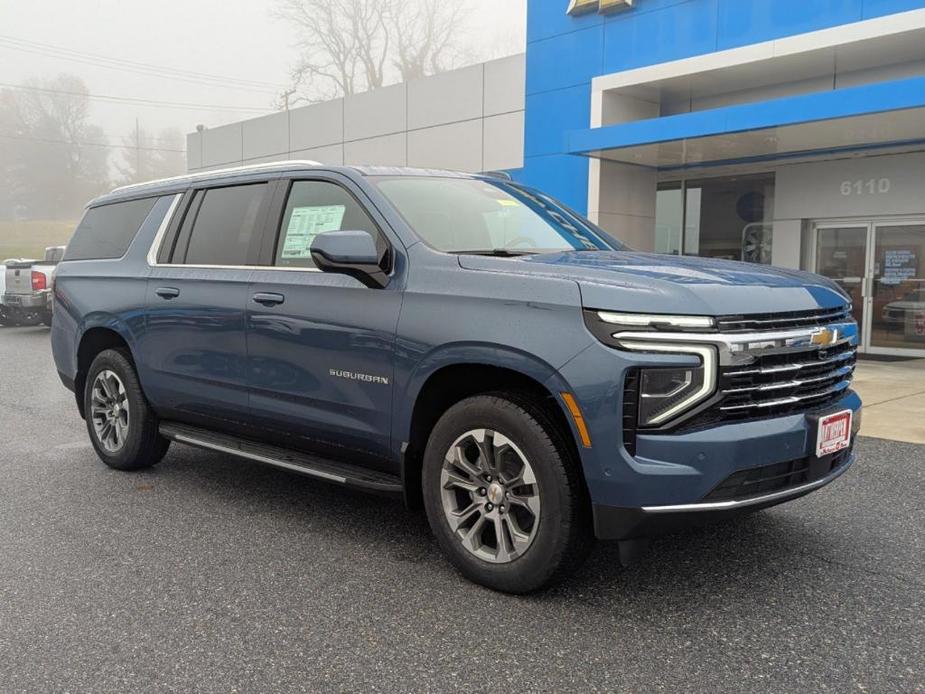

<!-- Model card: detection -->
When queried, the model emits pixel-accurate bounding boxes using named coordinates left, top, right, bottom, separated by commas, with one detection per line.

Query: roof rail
left=111, top=159, right=323, bottom=194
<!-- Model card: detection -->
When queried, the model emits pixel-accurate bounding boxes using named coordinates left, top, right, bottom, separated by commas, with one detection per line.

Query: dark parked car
left=51, top=162, right=861, bottom=593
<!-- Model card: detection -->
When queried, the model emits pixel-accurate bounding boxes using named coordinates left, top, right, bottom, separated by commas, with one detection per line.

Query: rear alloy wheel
left=84, top=349, right=169, bottom=471
left=423, top=394, right=593, bottom=593
left=89, top=369, right=131, bottom=454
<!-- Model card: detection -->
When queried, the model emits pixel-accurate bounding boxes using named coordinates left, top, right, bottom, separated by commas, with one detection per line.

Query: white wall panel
left=289, top=99, right=344, bottom=151
left=344, top=83, right=407, bottom=141
left=407, top=63, right=483, bottom=130
left=201, top=123, right=243, bottom=168
left=289, top=144, right=345, bottom=165
left=484, top=54, right=526, bottom=116
left=242, top=111, right=289, bottom=160
left=483, top=112, right=524, bottom=171
left=408, top=121, right=483, bottom=172
left=186, top=132, right=202, bottom=170
left=344, top=133, right=407, bottom=167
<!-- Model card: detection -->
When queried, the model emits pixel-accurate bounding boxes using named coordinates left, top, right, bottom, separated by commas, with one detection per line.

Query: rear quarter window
left=64, top=197, right=158, bottom=261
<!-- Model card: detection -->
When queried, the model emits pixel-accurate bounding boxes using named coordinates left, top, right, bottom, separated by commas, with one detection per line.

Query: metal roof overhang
left=567, top=75, right=925, bottom=171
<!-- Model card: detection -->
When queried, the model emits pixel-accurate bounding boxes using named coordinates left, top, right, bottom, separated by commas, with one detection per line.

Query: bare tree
left=0, top=74, right=109, bottom=220
left=275, top=0, right=473, bottom=103
left=116, top=126, right=186, bottom=186
left=391, top=0, right=471, bottom=81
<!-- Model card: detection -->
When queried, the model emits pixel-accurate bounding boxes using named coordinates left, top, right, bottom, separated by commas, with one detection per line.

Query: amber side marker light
left=560, top=393, right=592, bottom=448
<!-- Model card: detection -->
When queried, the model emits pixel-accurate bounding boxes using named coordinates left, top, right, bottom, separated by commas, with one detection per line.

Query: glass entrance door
left=814, top=225, right=868, bottom=337
left=814, top=221, right=925, bottom=357
left=870, top=223, right=925, bottom=355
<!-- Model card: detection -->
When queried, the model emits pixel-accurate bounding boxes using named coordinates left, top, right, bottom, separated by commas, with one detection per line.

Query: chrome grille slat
left=722, top=364, right=855, bottom=395
left=725, top=349, right=855, bottom=377
left=719, top=379, right=852, bottom=412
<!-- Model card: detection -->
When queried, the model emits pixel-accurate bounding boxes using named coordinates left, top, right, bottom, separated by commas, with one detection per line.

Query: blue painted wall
left=516, top=0, right=925, bottom=213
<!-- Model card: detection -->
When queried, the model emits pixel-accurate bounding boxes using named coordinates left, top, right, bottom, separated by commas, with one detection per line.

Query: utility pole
left=135, top=117, right=141, bottom=180
left=282, top=89, right=296, bottom=111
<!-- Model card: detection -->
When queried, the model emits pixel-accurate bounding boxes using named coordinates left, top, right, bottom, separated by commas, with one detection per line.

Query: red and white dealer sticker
left=816, top=410, right=853, bottom=457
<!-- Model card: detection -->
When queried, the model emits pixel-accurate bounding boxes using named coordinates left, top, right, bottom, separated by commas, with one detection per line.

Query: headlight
left=638, top=364, right=708, bottom=426
left=620, top=342, right=716, bottom=426
left=584, top=309, right=719, bottom=427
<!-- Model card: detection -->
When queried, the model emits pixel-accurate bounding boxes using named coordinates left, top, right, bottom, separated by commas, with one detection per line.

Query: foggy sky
left=0, top=0, right=526, bottom=146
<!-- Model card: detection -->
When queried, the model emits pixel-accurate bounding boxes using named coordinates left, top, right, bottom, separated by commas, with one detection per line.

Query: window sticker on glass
left=281, top=205, right=346, bottom=259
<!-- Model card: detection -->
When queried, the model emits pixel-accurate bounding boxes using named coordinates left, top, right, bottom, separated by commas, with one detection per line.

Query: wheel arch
left=397, top=345, right=587, bottom=509
left=74, top=320, right=137, bottom=418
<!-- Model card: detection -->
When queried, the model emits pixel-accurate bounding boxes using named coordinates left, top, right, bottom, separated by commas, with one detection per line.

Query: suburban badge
left=330, top=368, right=390, bottom=386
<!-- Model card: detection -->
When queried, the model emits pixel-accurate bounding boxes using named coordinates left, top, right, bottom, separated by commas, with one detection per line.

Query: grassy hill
left=0, top=221, right=76, bottom=261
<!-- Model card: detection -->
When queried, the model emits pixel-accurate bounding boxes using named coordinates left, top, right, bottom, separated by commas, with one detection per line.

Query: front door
left=245, top=177, right=402, bottom=472
left=814, top=220, right=925, bottom=357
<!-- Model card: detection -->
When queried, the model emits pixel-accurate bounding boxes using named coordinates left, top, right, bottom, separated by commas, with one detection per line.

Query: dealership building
left=187, top=0, right=925, bottom=357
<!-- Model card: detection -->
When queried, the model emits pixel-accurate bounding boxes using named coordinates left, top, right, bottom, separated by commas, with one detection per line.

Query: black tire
left=422, top=393, right=593, bottom=594
left=83, top=348, right=170, bottom=471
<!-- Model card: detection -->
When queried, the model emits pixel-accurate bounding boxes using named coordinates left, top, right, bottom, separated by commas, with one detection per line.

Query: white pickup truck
left=1, top=246, right=64, bottom=326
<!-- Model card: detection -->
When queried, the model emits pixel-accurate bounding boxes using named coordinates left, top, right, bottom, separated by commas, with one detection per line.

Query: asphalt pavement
left=0, top=326, right=922, bottom=693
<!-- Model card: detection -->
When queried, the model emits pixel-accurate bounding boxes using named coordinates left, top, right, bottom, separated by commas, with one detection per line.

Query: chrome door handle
left=252, top=292, right=285, bottom=306
left=155, top=287, right=180, bottom=300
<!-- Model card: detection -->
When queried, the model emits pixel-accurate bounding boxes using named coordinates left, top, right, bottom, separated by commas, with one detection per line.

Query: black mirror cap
left=310, top=230, right=389, bottom=289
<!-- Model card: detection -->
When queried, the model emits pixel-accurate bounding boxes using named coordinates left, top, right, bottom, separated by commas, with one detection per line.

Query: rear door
left=140, top=179, right=274, bottom=430
left=245, top=175, right=402, bottom=469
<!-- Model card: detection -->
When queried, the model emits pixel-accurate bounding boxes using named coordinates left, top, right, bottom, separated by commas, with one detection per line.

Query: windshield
left=371, top=176, right=621, bottom=255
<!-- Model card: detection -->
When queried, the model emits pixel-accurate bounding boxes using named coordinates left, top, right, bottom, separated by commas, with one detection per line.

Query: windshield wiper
left=449, top=249, right=538, bottom=257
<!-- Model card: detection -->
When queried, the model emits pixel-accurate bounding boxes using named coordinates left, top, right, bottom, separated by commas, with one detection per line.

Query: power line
left=0, top=132, right=185, bottom=154
left=0, top=35, right=286, bottom=94
left=0, top=34, right=285, bottom=91
left=0, top=81, right=276, bottom=114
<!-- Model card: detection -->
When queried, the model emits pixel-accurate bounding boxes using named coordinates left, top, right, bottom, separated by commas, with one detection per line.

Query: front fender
left=392, top=340, right=586, bottom=458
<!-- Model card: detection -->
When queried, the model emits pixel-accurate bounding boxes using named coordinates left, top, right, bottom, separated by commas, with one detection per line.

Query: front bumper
left=593, top=445, right=856, bottom=539
left=554, top=335, right=863, bottom=539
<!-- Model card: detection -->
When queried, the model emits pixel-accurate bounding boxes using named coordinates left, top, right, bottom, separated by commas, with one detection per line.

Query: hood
left=457, top=250, right=849, bottom=316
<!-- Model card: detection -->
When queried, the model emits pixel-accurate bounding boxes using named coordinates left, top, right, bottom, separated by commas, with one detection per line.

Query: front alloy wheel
left=422, top=394, right=593, bottom=593
left=440, top=428, right=541, bottom=564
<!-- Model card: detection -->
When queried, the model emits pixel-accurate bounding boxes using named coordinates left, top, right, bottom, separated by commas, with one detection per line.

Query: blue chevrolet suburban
left=51, top=162, right=861, bottom=593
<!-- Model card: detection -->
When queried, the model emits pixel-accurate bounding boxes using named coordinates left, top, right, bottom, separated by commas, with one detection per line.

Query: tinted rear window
left=183, top=184, right=268, bottom=266
left=65, top=198, right=158, bottom=261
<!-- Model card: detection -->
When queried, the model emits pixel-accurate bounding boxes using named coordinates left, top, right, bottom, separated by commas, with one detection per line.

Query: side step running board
left=159, top=422, right=403, bottom=495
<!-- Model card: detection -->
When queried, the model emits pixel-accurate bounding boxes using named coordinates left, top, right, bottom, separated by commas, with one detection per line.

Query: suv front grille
left=715, top=340, right=857, bottom=421
left=703, top=446, right=852, bottom=502
left=716, top=306, right=852, bottom=333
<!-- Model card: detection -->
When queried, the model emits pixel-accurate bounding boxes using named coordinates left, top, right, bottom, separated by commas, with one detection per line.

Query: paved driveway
left=0, top=327, right=922, bottom=693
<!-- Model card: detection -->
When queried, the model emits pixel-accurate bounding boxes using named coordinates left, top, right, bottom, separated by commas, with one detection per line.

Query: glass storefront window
left=655, top=173, right=775, bottom=263
left=654, top=184, right=682, bottom=255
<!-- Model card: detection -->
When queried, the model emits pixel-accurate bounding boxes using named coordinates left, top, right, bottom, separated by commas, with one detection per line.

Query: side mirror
left=310, top=230, right=389, bottom=289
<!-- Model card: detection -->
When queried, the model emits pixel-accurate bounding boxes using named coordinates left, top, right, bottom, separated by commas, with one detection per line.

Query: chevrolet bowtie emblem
left=567, top=0, right=634, bottom=15
left=810, top=328, right=838, bottom=347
